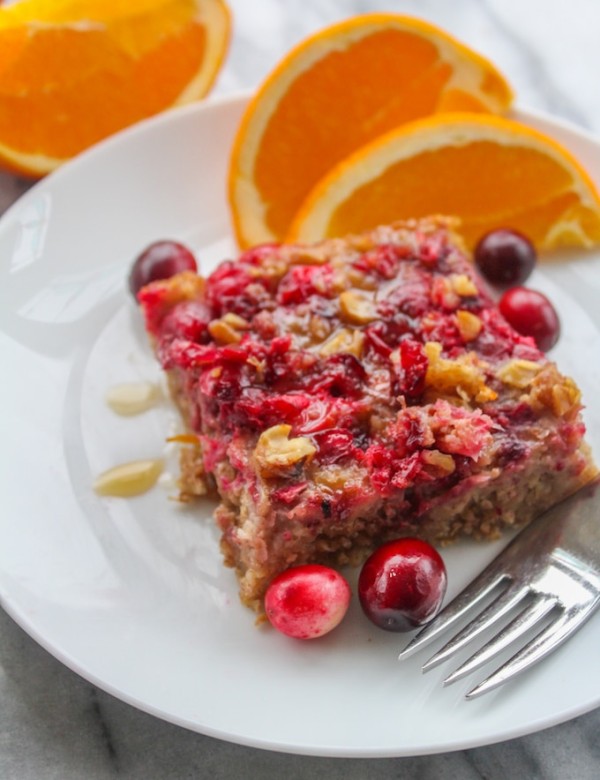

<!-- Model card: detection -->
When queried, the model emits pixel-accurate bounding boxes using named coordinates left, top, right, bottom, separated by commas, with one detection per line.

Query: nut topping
left=339, top=290, right=377, bottom=324
left=450, top=274, right=478, bottom=297
left=424, top=341, right=497, bottom=403
left=319, top=328, right=365, bottom=358
left=456, top=310, right=482, bottom=342
left=208, top=319, right=242, bottom=344
left=254, top=424, right=316, bottom=477
left=496, top=359, right=542, bottom=389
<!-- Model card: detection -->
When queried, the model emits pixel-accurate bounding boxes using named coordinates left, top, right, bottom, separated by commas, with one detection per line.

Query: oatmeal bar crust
left=140, top=218, right=596, bottom=611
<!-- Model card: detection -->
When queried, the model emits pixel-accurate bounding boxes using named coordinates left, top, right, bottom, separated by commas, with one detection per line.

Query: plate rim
left=1, top=91, right=600, bottom=757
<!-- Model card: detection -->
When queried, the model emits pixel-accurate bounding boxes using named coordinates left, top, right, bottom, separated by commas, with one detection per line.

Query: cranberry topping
left=312, top=429, right=356, bottom=464
left=205, top=261, right=268, bottom=319
left=391, top=339, right=428, bottom=399
left=310, top=353, right=367, bottom=399
left=365, top=315, right=413, bottom=357
left=277, top=264, right=333, bottom=304
left=160, top=300, right=211, bottom=341
left=353, top=244, right=402, bottom=280
left=236, top=389, right=310, bottom=428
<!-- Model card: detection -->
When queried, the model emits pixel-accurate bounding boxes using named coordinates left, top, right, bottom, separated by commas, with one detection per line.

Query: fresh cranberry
left=128, top=240, right=197, bottom=299
left=474, top=229, right=536, bottom=287
left=264, top=564, right=351, bottom=639
left=499, top=286, right=560, bottom=351
left=358, top=538, right=447, bottom=631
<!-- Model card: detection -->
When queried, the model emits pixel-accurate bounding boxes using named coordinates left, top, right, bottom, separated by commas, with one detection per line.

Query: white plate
left=1, top=93, right=600, bottom=758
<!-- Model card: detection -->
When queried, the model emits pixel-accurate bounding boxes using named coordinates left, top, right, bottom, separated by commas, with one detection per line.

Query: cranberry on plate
left=264, top=564, right=351, bottom=639
left=474, top=228, right=537, bottom=287
left=358, top=538, right=447, bottom=632
left=128, top=240, right=197, bottom=299
left=499, top=286, right=560, bottom=352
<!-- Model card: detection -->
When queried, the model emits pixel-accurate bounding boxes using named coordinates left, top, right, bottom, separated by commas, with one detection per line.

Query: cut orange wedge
left=0, top=0, right=230, bottom=177
left=288, top=113, right=600, bottom=251
left=228, top=13, right=513, bottom=248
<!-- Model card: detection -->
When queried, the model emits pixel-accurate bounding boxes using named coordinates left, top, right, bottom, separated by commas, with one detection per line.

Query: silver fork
left=398, top=477, right=600, bottom=699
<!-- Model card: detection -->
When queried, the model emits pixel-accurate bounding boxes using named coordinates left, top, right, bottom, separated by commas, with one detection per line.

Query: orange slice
left=228, top=13, right=513, bottom=248
left=288, top=113, right=600, bottom=251
left=0, top=0, right=230, bottom=177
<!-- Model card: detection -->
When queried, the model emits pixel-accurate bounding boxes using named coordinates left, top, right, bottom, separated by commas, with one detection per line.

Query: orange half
left=0, top=0, right=230, bottom=176
left=288, top=113, right=600, bottom=251
left=228, top=13, right=513, bottom=248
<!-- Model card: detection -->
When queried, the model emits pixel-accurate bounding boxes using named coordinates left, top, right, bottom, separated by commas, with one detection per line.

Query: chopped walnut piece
left=451, top=274, right=478, bottom=297
left=339, top=290, right=377, bottom=324
left=424, top=341, right=497, bottom=403
left=208, top=319, right=242, bottom=344
left=222, top=312, right=249, bottom=329
left=314, top=463, right=365, bottom=491
left=253, top=424, right=316, bottom=477
left=346, top=267, right=378, bottom=291
left=289, top=246, right=330, bottom=266
left=309, top=315, right=332, bottom=341
left=528, top=365, right=581, bottom=419
left=248, top=258, right=289, bottom=280
left=348, top=234, right=376, bottom=252
left=456, top=310, right=482, bottom=342
left=421, top=449, right=456, bottom=475
left=209, top=311, right=249, bottom=344
left=246, top=355, right=266, bottom=380
left=319, top=328, right=365, bottom=358
left=497, top=359, right=542, bottom=389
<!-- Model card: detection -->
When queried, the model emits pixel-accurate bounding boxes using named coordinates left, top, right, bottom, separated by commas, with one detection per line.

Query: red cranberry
left=474, top=229, right=536, bottom=287
left=264, top=564, right=351, bottom=639
left=499, top=286, right=560, bottom=351
left=358, top=538, right=447, bottom=631
left=129, top=240, right=197, bottom=298
left=392, top=338, right=428, bottom=398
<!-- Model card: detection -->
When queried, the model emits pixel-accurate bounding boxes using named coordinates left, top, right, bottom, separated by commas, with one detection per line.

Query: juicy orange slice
left=288, top=113, right=600, bottom=251
left=228, top=13, right=513, bottom=248
left=0, top=0, right=230, bottom=177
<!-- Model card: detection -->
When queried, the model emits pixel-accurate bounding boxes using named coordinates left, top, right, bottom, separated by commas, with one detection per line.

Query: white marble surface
left=2, top=0, right=600, bottom=776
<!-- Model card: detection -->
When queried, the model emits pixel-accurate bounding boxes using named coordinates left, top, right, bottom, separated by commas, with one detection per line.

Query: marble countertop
left=2, top=0, right=600, bottom=777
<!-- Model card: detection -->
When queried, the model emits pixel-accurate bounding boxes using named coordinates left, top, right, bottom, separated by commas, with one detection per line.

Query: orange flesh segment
left=0, top=24, right=206, bottom=158
left=251, top=25, right=509, bottom=241
left=327, top=142, right=574, bottom=243
left=0, top=0, right=230, bottom=175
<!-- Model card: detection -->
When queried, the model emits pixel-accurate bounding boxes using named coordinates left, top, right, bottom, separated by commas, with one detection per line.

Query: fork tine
left=421, top=583, right=530, bottom=672
left=398, top=573, right=508, bottom=661
left=442, top=593, right=558, bottom=685
left=465, top=597, right=600, bottom=699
